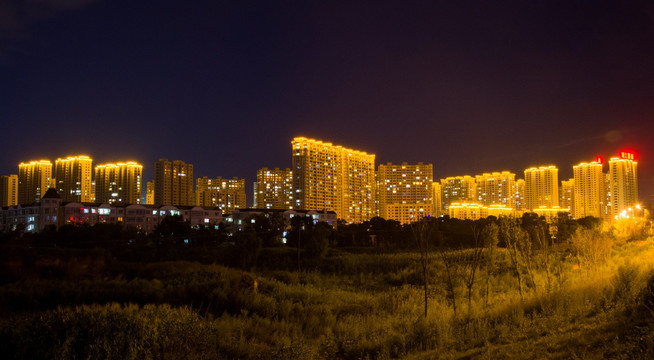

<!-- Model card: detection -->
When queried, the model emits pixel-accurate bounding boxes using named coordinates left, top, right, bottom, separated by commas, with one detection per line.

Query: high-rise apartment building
left=55, top=155, right=93, bottom=203
left=154, top=159, right=194, bottom=206
left=602, top=173, right=612, bottom=219
left=524, top=166, right=559, bottom=211
left=255, top=168, right=293, bottom=210
left=515, top=179, right=525, bottom=213
left=440, top=175, right=476, bottom=211
left=18, top=160, right=53, bottom=204
left=609, top=151, right=638, bottom=218
left=560, top=179, right=574, bottom=213
left=433, top=182, right=442, bottom=216
left=572, top=161, right=603, bottom=219
left=0, top=175, right=18, bottom=206
left=475, top=171, right=516, bottom=208
left=377, top=162, right=434, bottom=224
left=94, top=162, right=143, bottom=205
left=292, top=137, right=376, bottom=224
left=145, top=181, right=155, bottom=205
left=196, top=176, right=246, bottom=213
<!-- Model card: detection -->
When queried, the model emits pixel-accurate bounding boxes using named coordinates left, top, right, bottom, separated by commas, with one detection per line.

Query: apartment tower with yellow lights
left=475, top=171, right=516, bottom=208
left=432, top=182, right=442, bottom=216
left=55, top=156, right=93, bottom=203
left=440, top=175, right=476, bottom=211
left=514, top=178, right=525, bottom=213
left=609, top=151, right=638, bottom=218
left=0, top=175, right=18, bottom=206
left=196, top=176, right=246, bottom=213
left=145, top=181, right=155, bottom=205
left=154, top=159, right=194, bottom=206
left=523, top=166, right=559, bottom=211
left=95, top=162, right=143, bottom=205
left=255, top=167, right=293, bottom=209
left=18, top=160, right=53, bottom=204
left=377, top=162, right=434, bottom=224
left=572, top=161, right=603, bottom=219
left=560, top=179, right=574, bottom=213
left=292, top=137, right=375, bottom=224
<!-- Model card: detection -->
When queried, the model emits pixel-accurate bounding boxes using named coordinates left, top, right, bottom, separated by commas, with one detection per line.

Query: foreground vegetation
left=1, top=214, right=653, bottom=359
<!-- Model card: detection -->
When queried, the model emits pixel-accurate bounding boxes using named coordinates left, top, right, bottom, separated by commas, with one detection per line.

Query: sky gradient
left=2, top=0, right=653, bottom=205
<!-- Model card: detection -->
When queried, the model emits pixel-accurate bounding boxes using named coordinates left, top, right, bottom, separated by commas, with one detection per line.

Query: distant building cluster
left=0, top=138, right=641, bottom=232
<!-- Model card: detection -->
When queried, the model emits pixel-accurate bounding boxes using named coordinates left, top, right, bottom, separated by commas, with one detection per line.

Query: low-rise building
left=0, top=189, right=222, bottom=234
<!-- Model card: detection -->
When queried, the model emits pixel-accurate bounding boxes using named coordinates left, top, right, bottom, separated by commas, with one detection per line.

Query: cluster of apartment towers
left=0, top=137, right=639, bottom=226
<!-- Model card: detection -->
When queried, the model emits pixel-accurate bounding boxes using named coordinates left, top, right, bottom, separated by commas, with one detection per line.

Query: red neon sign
left=619, top=149, right=637, bottom=161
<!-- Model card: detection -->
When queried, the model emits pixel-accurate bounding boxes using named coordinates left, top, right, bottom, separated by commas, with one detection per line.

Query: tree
left=152, top=215, right=191, bottom=246
left=570, top=227, right=612, bottom=274
left=482, top=222, right=499, bottom=305
left=412, top=218, right=436, bottom=318
left=233, top=224, right=262, bottom=270
left=250, top=212, right=285, bottom=247
left=463, top=221, right=485, bottom=315
left=437, top=245, right=459, bottom=318
left=289, top=215, right=314, bottom=271
left=305, top=221, right=332, bottom=260
left=500, top=217, right=526, bottom=300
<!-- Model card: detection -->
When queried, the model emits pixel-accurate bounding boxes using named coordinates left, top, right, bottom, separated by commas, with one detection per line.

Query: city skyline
left=1, top=1, right=653, bottom=204
left=3, top=142, right=641, bottom=208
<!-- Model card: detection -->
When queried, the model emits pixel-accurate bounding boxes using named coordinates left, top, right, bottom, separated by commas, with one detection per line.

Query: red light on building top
left=619, top=149, right=638, bottom=161
left=595, top=155, right=604, bottom=164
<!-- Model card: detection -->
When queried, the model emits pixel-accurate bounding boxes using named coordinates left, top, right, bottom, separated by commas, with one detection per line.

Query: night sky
left=2, top=0, right=654, bottom=205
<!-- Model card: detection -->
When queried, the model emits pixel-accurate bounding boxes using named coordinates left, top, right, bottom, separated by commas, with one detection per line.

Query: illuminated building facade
left=55, top=155, right=93, bottom=203
left=609, top=151, right=638, bottom=218
left=440, top=175, right=476, bottom=211
left=448, top=202, right=485, bottom=220
left=94, top=162, right=143, bottom=205
left=524, top=166, right=559, bottom=211
left=196, top=176, right=246, bottom=213
left=448, top=202, right=513, bottom=220
left=514, top=179, right=525, bottom=213
left=572, top=161, right=603, bottom=219
left=255, top=167, right=293, bottom=209
left=475, top=171, right=516, bottom=208
left=145, top=181, right=155, bottom=205
left=18, top=160, right=53, bottom=204
left=433, top=182, right=442, bottom=216
left=292, top=137, right=375, bottom=224
left=154, top=159, right=194, bottom=206
left=377, top=162, right=433, bottom=224
left=0, top=175, right=18, bottom=207
left=560, top=179, right=574, bottom=213
left=602, top=173, right=612, bottom=219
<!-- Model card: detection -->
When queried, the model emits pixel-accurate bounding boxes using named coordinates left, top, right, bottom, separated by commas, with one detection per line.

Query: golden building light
left=196, top=176, right=246, bottom=213
left=560, top=178, right=574, bottom=213
left=572, top=160, right=603, bottom=219
left=154, top=159, right=194, bottom=206
left=94, top=161, right=143, bottom=205
left=440, top=175, right=476, bottom=211
left=474, top=171, right=516, bottom=209
left=55, top=155, right=93, bottom=203
left=18, top=159, right=53, bottom=204
left=0, top=174, right=18, bottom=207
left=377, top=162, right=434, bottom=224
left=609, top=150, right=639, bottom=218
left=523, top=165, right=559, bottom=211
left=292, top=136, right=376, bottom=224
left=255, top=167, right=293, bottom=210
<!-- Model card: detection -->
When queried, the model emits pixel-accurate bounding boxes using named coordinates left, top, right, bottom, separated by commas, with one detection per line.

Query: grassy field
left=1, top=233, right=654, bottom=359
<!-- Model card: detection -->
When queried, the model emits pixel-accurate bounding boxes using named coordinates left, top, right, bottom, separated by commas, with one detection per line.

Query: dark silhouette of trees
left=233, top=224, right=261, bottom=270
